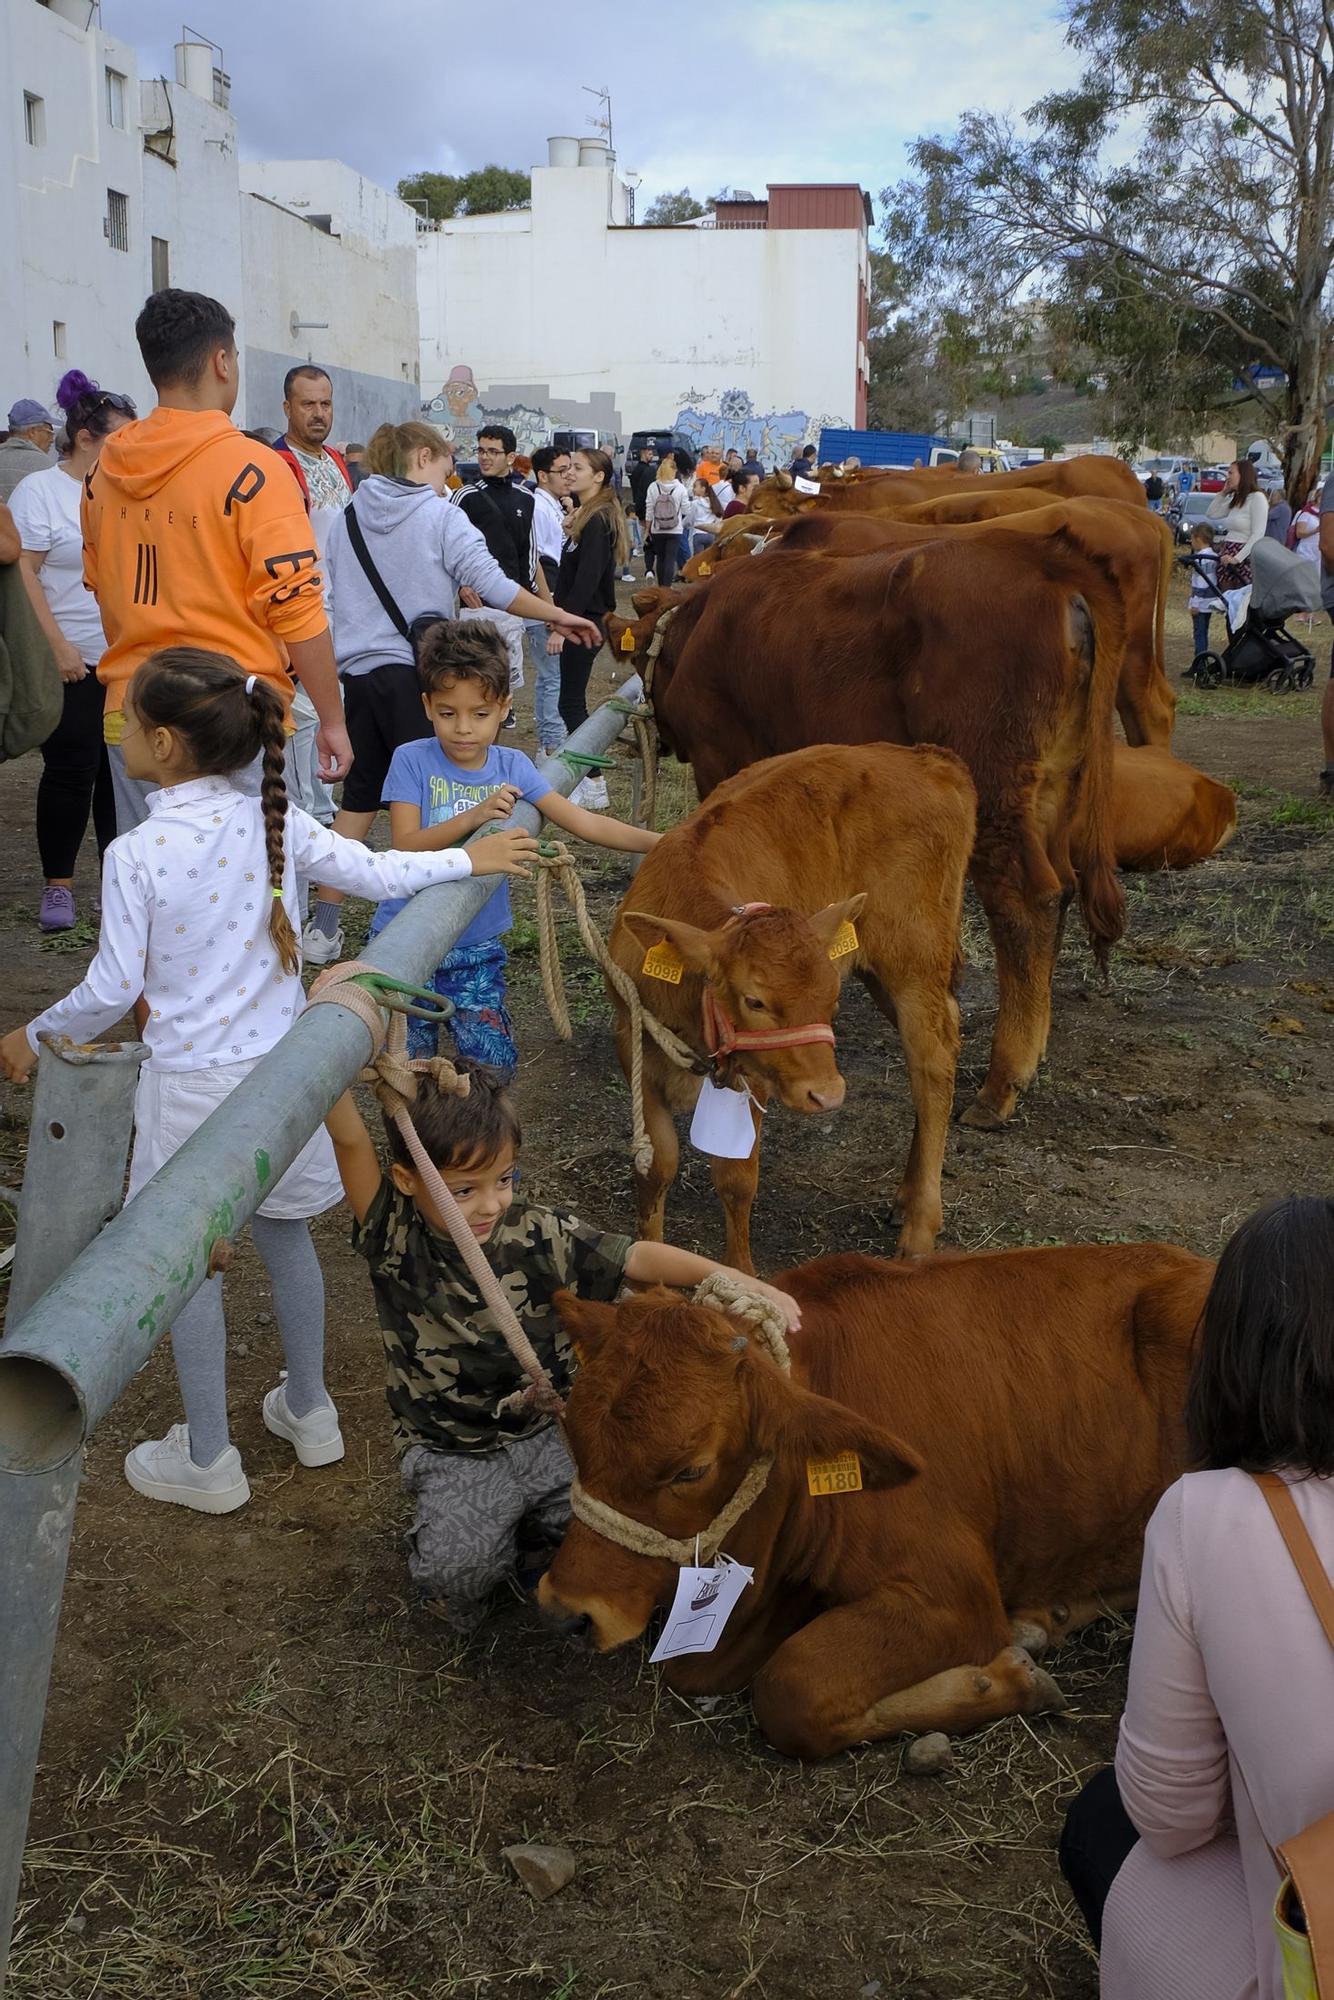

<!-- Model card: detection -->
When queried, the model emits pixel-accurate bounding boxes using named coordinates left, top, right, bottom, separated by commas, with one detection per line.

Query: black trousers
left=36, top=669, right=115, bottom=880
left=648, top=533, right=681, bottom=586
left=558, top=639, right=602, bottom=735
left=1058, top=1765, right=1140, bottom=1950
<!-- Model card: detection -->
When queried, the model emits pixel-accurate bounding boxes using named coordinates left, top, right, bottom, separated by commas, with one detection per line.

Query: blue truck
left=817, top=427, right=1020, bottom=470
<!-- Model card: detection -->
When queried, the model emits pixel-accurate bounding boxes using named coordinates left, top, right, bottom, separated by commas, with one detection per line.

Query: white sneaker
left=300, top=918, right=344, bottom=967
left=568, top=778, right=591, bottom=807
left=263, top=1382, right=345, bottom=1467
left=124, top=1423, right=250, bottom=1514
left=582, top=775, right=610, bottom=810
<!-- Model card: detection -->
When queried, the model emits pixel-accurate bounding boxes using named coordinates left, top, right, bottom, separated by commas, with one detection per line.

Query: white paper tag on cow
left=794, top=474, right=820, bottom=494
left=650, top=1556, right=754, bottom=1662
left=690, top=1076, right=758, bottom=1159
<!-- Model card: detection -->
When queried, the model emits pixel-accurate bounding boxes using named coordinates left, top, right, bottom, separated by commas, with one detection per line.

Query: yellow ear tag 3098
left=806, top=1451, right=863, bottom=1497
left=620, top=626, right=636, bottom=652
left=828, top=920, right=859, bottom=962
left=642, top=939, right=685, bottom=984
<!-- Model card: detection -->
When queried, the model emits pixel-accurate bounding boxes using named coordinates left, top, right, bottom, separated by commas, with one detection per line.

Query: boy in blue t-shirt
left=374, top=619, right=658, bottom=1070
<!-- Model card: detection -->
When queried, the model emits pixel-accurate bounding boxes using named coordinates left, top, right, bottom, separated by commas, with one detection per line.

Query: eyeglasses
left=476, top=445, right=507, bottom=459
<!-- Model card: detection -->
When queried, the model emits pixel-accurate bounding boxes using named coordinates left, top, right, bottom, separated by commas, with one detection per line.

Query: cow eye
left=743, top=996, right=766, bottom=1013
left=670, top=1465, right=709, bottom=1485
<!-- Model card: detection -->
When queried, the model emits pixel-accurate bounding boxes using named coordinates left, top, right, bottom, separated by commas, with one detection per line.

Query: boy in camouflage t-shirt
left=326, top=1063, right=799, bottom=1633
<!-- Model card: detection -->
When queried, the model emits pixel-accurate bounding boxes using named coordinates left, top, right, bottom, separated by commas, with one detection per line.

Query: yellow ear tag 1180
left=828, top=920, right=859, bottom=962
left=620, top=626, right=636, bottom=652
left=642, top=940, right=685, bottom=984
left=806, top=1451, right=863, bottom=1498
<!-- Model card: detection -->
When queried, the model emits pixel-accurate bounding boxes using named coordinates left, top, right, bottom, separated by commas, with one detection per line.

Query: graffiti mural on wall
left=672, top=387, right=848, bottom=467
left=423, top=371, right=848, bottom=467
left=424, top=368, right=620, bottom=457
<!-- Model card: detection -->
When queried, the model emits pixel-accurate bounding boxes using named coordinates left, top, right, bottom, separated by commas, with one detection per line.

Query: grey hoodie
left=323, top=474, right=520, bottom=676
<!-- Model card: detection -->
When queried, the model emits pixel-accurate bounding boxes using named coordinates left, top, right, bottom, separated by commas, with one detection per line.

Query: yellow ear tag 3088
left=806, top=1451, right=863, bottom=1497
left=642, top=939, right=685, bottom=984
left=828, top=920, right=859, bottom=962
left=620, top=626, right=636, bottom=652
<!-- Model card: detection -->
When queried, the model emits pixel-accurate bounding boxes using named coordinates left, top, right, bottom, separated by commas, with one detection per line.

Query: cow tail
left=1048, top=531, right=1127, bottom=968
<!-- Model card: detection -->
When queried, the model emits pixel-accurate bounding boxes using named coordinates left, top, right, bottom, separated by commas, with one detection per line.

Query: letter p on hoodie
left=81, top=408, right=329, bottom=737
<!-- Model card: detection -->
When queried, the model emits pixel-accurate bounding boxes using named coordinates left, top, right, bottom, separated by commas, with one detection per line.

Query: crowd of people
left=0, top=292, right=1331, bottom=2000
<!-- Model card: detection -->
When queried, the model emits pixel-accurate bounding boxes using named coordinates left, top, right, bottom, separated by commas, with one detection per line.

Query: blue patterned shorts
left=408, top=938, right=516, bottom=1075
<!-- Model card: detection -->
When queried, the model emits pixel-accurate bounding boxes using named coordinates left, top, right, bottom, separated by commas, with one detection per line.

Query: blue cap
left=7, top=399, right=54, bottom=428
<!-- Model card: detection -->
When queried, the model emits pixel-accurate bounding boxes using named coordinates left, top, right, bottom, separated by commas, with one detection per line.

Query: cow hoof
left=959, top=1099, right=1008, bottom=1131
left=1026, top=1662, right=1069, bottom=1715
left=1010, top=1618, right=1050, bottom=1658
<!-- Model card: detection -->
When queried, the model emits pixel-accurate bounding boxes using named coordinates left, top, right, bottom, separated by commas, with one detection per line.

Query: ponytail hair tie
left=244, top=674, right=257, bottom=695
left=272, top=886, right=284, bottom=900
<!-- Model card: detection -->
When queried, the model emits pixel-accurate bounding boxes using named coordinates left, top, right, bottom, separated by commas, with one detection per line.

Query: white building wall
left=417, top=160, right=863, bottom=460
left=0, top=2, right=418, bottom=441
left=2, top=0, right=158, bottom=409
left=238, top=186, right=420, bottom=438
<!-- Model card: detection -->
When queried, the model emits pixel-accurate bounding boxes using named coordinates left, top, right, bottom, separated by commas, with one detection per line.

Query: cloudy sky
left=105, top=0, right=1077, bottom=216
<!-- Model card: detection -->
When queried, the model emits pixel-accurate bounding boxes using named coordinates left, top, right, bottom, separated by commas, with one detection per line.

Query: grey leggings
left=170, top=1214, right=327, bottom=1465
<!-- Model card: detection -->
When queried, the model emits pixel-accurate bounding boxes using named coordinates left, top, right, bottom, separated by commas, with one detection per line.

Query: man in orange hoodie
left=83, top=288, right=353, bottom=831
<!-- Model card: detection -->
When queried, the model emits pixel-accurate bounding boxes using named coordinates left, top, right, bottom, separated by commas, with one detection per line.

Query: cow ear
left=744, top=1363, right=922, bottom=1492
left=605, top=614, right=634, bottom=654
left=806, top=895, right=868, bottom=976
left=619, top=911, right=719, bottom=971
left=552, top=1289, right=620, bottom=1358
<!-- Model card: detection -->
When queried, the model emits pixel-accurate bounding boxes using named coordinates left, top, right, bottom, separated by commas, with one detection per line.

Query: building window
left=151, top=236, right=170, bottom=291
left=105, top=188, right=130, bottom=252
left=105, top=68, right=126, bottom=129
left=53, top=321, right=66, bottom=359
left=23, top=92, right=45, bottom=147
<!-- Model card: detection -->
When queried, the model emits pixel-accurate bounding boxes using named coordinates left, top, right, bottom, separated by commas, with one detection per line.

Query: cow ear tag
left=649, top=1555, right=754, bottom=1663
left=620, top=626, right=636, bottom=652
left=699, top=561, right=713, bottom=575
left=828, top=920, right=859, bottom=962
left=806, top=1450, right=864, bottom=1497
left=642, top=939, right=684, bottom=984
left=690, top=1077, right=758, bottom=1159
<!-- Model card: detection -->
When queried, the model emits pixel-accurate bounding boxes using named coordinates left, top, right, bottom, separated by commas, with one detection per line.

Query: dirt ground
left=4, top=580, right=1333, bottom=2000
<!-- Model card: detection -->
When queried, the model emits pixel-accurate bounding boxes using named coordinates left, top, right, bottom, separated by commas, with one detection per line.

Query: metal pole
left=0, top=1035, right=144, bottom=1990
left=0, top=680, right=640, bottom=1989
left=6, top=1036, right=147, bottom=1329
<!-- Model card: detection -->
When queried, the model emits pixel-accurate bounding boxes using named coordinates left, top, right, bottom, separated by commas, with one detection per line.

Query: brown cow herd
left=535, top=456, right=1242, bottom=1759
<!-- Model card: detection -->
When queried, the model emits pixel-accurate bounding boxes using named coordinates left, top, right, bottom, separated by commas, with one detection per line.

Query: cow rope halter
left=532, top=864, right=837, bottom=1177
left=568, top=1274, right=793, bottom=1567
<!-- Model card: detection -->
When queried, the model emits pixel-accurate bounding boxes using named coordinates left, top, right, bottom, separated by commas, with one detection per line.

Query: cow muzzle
left=536, top=1574, right=656, bottom=1651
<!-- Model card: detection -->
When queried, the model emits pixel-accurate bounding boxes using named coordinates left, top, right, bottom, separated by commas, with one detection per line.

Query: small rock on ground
left=502, top=1842, right=577, bottom=1900
left=904, top=1732, right=954, bottom=1776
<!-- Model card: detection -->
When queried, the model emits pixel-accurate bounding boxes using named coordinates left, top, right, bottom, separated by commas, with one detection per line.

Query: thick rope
left=532, top=844, right=701, bottom=1178
left=306, top=963, right=564, bottom=1418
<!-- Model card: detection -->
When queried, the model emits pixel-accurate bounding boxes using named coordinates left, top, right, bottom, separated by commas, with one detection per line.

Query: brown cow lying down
left=610, top=534, right=1128, bottom=1129
left=539, top=1240, right=1211, bottom=1759
left=776, top=498, right=1177, bottom=751
left=1112, top=745, right=1237, bottom=870
left=610, top=743, right=976, bottom=1266
left=751, top=453, right=1146, bottom=516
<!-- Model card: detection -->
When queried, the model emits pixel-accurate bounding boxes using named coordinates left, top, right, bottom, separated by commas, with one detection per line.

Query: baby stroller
left=1185, top=537, right=1319, bottom=694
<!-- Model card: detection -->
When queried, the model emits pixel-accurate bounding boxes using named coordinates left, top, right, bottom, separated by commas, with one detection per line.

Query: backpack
left=649, top=480, right=683, bottom=536
left=1253, top=1473, right=1334, bottom=1998
left=0, top=557, right=62, bottom=760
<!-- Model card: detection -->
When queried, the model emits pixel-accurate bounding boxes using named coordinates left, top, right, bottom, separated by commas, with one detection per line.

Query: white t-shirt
left=532, top=483, right=566, bottom=569
left=8, top=463, right=107, bottom=663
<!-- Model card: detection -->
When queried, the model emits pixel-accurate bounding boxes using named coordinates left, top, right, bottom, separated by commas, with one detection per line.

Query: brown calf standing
left=609, top=743, right=975, bottom=1267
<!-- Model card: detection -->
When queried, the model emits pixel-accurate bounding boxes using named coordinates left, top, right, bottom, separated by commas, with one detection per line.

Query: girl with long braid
left=0, top=647, right=538, bottom=1515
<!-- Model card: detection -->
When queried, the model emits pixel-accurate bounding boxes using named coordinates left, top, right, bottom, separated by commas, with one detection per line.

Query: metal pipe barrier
left=0, top=677, right=644, bottom=1988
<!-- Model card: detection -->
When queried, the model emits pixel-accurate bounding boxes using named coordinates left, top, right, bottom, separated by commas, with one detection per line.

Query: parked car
left=627, top=428, right=696, bottom=466
left=1169, top=490, right=1222, bottom=544
left=1135, top=455, right=1199, bottom=503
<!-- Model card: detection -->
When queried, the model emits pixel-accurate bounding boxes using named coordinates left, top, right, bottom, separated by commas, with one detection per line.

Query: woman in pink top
left=1060, top=1195, right=1334, bottom=1999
